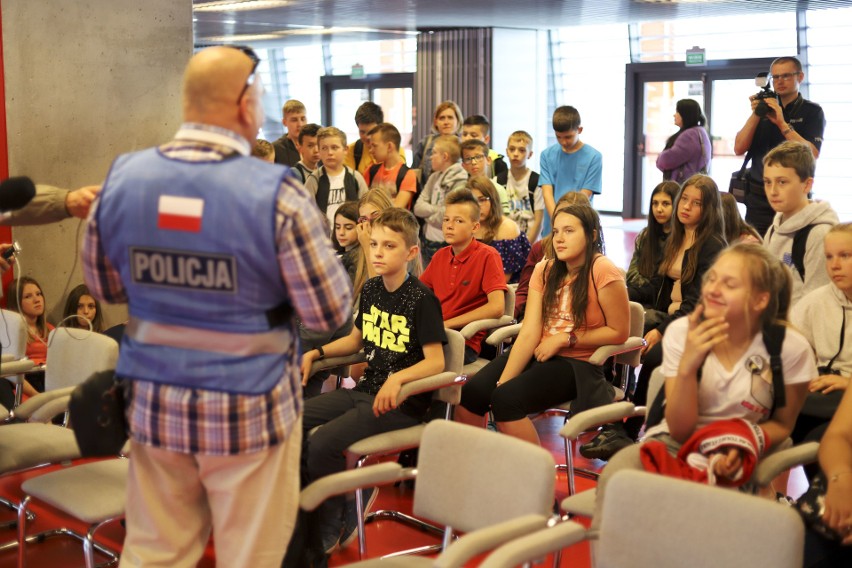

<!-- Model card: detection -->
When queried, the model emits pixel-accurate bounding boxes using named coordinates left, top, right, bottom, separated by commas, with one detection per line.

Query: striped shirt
left=82, top=123, right=352, bottom=455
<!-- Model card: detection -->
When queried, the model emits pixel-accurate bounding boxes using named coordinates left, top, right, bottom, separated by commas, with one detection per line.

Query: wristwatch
left=316, top=346, right=325, bottom=360
left=567, top=332, right=578, bottom=348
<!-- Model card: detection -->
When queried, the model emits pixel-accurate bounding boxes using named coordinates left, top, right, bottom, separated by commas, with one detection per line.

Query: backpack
left=645, top=323, right=788, bottom=430
left=353, top=140, right=364, bottom=171
left=495, top=170, right=540, bottom=211
left=368, top=163, right=421, bottom=202
left=313, top=167, right=361, bottom=213
left=791, top=224, right=815, bottom=281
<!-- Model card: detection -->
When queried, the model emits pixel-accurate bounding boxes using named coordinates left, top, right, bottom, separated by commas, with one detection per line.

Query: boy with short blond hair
left=364, top=123, right=419, bottom=209
left=301, top=207, right=447, bottom=553
left=461, top=139, right=510, bottom=215
left=540, top=105, right=602, bottom=235
left=496, top=130, right=542, bottom=242
left=762, top=140, right=838, bottom=304
left=272, top=99, right=307, bottom=166
left=413, top=135, right=468, bottom=265
left=420, top=189, right=507, bottom=364
left=461, top=115, right=508, bottom=178
left=304, top=127, right=368, bottom=227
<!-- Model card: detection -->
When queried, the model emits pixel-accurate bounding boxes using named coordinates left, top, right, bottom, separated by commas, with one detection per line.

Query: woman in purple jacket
left=656, top=99, right=712, bottom=184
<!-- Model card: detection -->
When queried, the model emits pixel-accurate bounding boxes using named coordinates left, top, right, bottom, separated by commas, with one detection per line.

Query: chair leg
left=356, top=455, right=368, bottom=560
left=16, top=496, right=29, bottom=568
left=565, top=438, right=576, bottom=496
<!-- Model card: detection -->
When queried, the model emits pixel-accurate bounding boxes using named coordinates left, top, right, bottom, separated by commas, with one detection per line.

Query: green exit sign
left=686, top=47, right=706, bottom=67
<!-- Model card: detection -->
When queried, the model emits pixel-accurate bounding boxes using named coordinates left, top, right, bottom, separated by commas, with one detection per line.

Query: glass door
left=624, top=59, right=775, bottom=218
left=321, top=73, right=415, bottom=157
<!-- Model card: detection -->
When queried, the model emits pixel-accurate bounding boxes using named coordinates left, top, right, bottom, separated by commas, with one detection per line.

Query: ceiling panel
left=193, top=0, right=852, bottom=46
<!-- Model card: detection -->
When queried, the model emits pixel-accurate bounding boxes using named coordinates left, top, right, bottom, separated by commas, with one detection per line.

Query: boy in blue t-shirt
left=540, top=105, right=602, bottom=235
left=300, top=208, right=447, bottom=554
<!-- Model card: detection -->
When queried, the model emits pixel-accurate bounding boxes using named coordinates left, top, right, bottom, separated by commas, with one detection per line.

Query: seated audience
left=790, top=223, right=852, bottom=444
left=468, top=175, right=530, bottom=284
left=625, top=181, right=679, bottom=288
left=61, top=283, right=105, bottom=332
left=594, top=244, right=813, bottom=525
left=762, top=141, right=838, bottom=305
left=720, top=192, right=762, bottom=245
left=300, top=208, right=447, bottom=553
left=456, top=204, right=629, bottom=446
left=420, top=189, right=507, bottom=365
left=803, top=385, right=852, bottom=566
left=514, top=192, right=590, bottom=321
left=299, top=201, right=360, bottom=399
left=6, top=276, right=54, bottom=395
left=589, top=174, right=726, bottom=459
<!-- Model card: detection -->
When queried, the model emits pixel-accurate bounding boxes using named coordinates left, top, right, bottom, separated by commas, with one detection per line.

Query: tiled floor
left=0, top=215, right=643, bottom=567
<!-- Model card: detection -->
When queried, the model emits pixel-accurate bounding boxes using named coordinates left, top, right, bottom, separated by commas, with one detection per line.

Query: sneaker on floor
left=579, top=426, right=634, bottom=461
left=339, top=487, right=379, bottom=550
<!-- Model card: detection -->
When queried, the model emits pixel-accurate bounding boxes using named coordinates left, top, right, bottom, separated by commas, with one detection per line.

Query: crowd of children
left=209, top=96, right=852, bottom=563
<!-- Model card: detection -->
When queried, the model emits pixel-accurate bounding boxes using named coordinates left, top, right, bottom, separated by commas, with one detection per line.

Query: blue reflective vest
left=98, top=147, right=294, bottom=394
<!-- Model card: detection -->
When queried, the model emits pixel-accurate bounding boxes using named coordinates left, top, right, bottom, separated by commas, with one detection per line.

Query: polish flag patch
left=157, top=195, right=204, bottom=232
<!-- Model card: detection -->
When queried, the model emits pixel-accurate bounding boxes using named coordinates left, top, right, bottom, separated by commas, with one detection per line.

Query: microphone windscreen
left=0, top=176, right=36, bottom=212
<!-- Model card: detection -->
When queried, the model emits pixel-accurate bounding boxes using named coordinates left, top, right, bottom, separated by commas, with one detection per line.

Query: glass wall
left=255, top=38, right=416, bottom=142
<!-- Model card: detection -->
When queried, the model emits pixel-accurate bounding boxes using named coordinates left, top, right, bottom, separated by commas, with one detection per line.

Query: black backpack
left=791, top=224, right=815, bottom=281
left=645, top=323, right=788, bottom=429
left=368, top=163, right=421, bottom=200
left=495, top=170, right=540, bottom=212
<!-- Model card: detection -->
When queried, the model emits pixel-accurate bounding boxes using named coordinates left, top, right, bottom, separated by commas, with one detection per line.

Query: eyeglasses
left=228, top=45, right=260, bottom=103
left=462, top=154, right=486, bottom=165
left=476, top=196, right=490, bottom=203
left=771, top=72, right=799, bottom=82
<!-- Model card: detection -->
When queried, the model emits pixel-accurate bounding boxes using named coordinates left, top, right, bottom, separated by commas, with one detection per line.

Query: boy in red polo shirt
left=421, top=188, right=507, bottom=363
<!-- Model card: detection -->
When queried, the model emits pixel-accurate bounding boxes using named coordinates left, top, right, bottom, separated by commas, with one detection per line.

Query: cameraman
left=734, top=56, right=825, bottom=235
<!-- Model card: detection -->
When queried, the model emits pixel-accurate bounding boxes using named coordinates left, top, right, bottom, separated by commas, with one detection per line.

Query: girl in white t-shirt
left=594, top=243, right=815, bottom=523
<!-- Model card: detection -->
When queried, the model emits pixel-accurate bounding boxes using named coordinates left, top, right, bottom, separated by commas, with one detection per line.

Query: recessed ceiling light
left=194, top=0, right=290, bottom=12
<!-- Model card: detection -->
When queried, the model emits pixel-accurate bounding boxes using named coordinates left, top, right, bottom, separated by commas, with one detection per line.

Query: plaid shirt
left=82, top=123, right=352, bottom=455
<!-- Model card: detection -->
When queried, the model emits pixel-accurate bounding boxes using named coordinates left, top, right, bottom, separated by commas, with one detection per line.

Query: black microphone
left=0, top=176, right=36, bottom=212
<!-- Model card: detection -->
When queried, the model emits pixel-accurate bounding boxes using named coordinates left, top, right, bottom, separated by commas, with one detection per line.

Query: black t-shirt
left=749, top=94, right=825, bottom=182
left=355, top=275, right=447, bottom=417
left=272, top=136, right=300, bottom=167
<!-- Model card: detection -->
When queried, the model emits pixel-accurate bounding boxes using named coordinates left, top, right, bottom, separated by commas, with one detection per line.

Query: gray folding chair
left=17, top=458, right=128, bottom=568
left=300, top=419, right=557, bottom=566
left=480, top=469, right=805, bottom=568
left=310, top=329, right=467, bottom=559
left=0, top=309, right=34, bottom=407
left=460, top=286, right=516, bottom=378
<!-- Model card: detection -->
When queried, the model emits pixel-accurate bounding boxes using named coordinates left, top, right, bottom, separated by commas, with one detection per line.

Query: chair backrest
left=597, top=470, right=804, bottom=568
left=647, top=367, right=666, bottom=414
left=613, top=302, right=645, bottom=367
left=435, top=329, right=465, bottom=405
left=0, top=309, right=28, bottom=359
left=503, top=286, right=516, bottom=320
left=413, top=420, right=555, bottom=534
left=45, top=328, right=119, bottom=391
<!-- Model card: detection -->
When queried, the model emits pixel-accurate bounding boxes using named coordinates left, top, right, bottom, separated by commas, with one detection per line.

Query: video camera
left=753, top=72, right=780, bottom=118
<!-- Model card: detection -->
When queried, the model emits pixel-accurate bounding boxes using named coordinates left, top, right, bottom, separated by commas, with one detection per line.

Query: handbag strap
left=738, top=150, right=752, bottom=176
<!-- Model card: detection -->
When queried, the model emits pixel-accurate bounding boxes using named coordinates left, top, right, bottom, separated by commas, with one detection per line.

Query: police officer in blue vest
left=83, top=46, right=352, bottom=567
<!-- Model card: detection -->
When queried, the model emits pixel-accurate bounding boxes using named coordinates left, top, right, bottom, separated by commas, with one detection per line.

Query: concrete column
left=1, top=0, right=192, bottom=327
